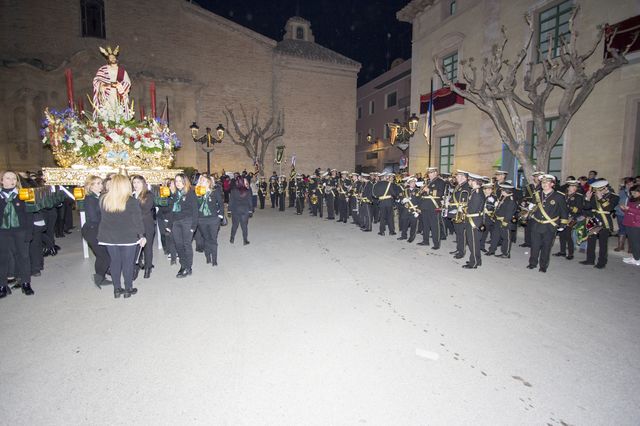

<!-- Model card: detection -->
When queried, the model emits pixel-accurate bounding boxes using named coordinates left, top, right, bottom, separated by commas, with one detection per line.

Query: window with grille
left=442, top=52, right=458, bottom=82
left=439, top=135, right=455, bottom=174
left=531, top=118, right=564, bottom=178
left=369, top=100, right=375, bottom=115
left=385, top=92, right=397, bottom=109
left=537, top=0, right=573, bottom=60
left=357, top=106, right=362, bottom=120
left=81, top=0, right=105, bottom=38
left=450, top=0, right=457, bottom=15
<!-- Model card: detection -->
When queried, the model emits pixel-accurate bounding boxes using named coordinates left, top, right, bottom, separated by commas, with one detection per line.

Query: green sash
left=1, top=191, right=20, bottom=229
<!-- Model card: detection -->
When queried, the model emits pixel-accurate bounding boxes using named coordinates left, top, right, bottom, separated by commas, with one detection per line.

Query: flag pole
left=427, top=77, right=434, bottom=168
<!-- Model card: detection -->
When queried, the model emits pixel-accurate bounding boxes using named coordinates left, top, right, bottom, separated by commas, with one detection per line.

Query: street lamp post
left=190, top=122, right=225, bottom=175
left=385, top=113, right=419, bottom=170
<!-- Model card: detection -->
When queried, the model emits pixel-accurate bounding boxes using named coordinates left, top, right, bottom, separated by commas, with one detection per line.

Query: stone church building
left=0, top=0, right=360, bottom=174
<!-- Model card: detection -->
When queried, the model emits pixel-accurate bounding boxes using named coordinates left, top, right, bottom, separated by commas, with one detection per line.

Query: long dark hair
left=131, top=175, right=150, bottom=203
left=234, top=175, right=249, bottom=196
left=630, top=184, right=640, bottom=202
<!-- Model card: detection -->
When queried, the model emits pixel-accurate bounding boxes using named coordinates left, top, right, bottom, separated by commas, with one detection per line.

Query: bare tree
left=223, top=105, right=285, bottom=176
left=435, top=5, right=638, bottom=180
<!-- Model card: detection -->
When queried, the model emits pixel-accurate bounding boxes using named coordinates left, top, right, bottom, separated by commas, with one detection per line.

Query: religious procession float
left=41, top=46, right=181, bottom=187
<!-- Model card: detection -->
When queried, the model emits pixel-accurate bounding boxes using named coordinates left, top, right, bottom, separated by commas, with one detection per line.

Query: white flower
left=134, top=141, right=141, bottom=149
left=108, top=132, right=122, bottom=144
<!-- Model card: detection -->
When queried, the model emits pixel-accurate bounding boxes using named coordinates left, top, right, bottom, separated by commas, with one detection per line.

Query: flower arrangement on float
left=41, top=107, right=181, bottom=169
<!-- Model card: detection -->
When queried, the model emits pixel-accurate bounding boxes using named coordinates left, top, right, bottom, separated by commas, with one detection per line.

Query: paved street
left=1, top=207, right=639, bottom=425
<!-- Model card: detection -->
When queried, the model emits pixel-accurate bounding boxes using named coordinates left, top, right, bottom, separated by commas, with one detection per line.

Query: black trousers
left=338, top=196, right=348, bottom=222
left=627, top=226, right=640, bottom=260
left=141, top=223, right=156, bottom=269
left=325, top=193, right=335, bottom=219
left=270, top=192, right=277, bottom=208
left=465, top=223, right=482, bottom=267
left=360, top=203, right=372, bottom=231
left=172, top=218, right=194, bottom=269
left=558, top=227, right=575, bottom=256
left=295, top=196, right=304, bottom=214
left=400, top=210, right=418, bottom=240
left=0, top=229, right=31, bottom=285
left=586, top=228, right=610, bottom=266
left=524, top=222, right=532, bottom=245
left=106, top=245, right=137, bottom=291
left=82, top=224, right=110, bottom=277
left=378, top=202, right=395, bottom=234
left=489, top=224, right=512, bottom=256
left=231, top=212, right=250, bottom=242
left=289, top=190, right=295, bottom=207
left=30, top=224, right=46, bottom=273
left=279, top=193, right=285, bottom=211
left=259, top=193, right=266, bottom=209
left=198, top=217, right=220, bottom=263
left=372, top=203, right=380, bottom=223
left=349, top=198, right=358, bottom=224
left=454, top=222, right=466, bottom=255
left=45, top=208, right=57, bottom=247
left=480, top=219, right=496, bottom=248
left=161, top=218, right=177, bottom=259
left=529, top=222, right=557, bottom=269
left=421, top=209, right=441, bottom=247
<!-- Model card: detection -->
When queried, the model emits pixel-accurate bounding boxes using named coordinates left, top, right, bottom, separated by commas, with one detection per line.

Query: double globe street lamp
left=190, top=122, right=225, bottom=175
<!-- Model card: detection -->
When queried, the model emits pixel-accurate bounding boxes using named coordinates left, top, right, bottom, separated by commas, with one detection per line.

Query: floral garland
left=41, top=108, right=181, bottom=168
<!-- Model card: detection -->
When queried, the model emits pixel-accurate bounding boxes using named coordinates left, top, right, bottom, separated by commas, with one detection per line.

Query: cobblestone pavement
left=1, top=207, right=639, bottom=425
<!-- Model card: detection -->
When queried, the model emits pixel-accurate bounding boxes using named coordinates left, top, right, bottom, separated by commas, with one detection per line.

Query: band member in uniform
left=269, top=174, right=278, bottom=208
left=81, top=175, right=111, bottom=288
left=419, top=167, right=446, bottom=249
left=480, top=182, right=496, bottom=252
left=554, top=180, right=584, bottom=260
left=521, top=171, right=544, bottom=247
left=462, top=174, right=485, bottom=268
left=324, top=169, right=338, bottom=220
left=360, top=174, right=373, bottom=232
left=527, top=174, right=569, bottom=273
left=258, top=176, right=268, bottom=210
left=449, top=170, right=471, bottom=259
left=294, top=175, right=305, bottom=215
left=399, top=176, right=420, bottom=242
left=0, top=171, right=34, bottom=297
left=132, top=175, right=156, bottom=279
left=169, top=173, right=198, bottom=278
left=308, top=176, right=323, bottom=217
left=581, top=180, right=619, bottom=269
left=337, top=171, right=350, bottom=223
left=376, top=173, right=399, bottom=236
left=196, top=175, right=224, bottom=266
left=288, top=175, right=296, bottom=208
left=158, top=178, right=178, bottom=264
left=278, top=175, right=287, bottom=212
left=486, top=183, right=517, bottom=258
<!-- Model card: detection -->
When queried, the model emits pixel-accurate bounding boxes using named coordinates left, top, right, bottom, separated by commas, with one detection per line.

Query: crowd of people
left=1, top=166, right=638, bottom=300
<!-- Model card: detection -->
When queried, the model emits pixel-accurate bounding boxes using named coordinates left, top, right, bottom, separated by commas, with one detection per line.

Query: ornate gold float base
left=43, top=166, right=183, bottom=185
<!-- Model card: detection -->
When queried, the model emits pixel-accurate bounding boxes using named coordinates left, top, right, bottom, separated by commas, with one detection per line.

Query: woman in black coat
left=98, top=174, right=146, bottom=298
left=196, top=175, right=224, bottom=266
left=132, top=175, right=156, bottom=279
left=81, top=175, right=111, bottom=288
left=0, top=170, right=34, bottom=297
left=168, top=173, right=198, bottom=278
left=229, top=175, right=254, bottom=245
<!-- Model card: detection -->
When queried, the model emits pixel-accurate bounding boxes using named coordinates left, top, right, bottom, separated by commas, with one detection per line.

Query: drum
left=585, top=216, right=603, bottom=236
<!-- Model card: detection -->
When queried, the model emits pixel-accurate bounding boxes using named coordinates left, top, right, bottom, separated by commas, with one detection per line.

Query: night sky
left=196, top=0, right=412, bottom=86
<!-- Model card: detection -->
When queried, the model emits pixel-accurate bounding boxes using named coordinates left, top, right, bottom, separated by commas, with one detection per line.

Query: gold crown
left=99, top=45, right=120, bottom=59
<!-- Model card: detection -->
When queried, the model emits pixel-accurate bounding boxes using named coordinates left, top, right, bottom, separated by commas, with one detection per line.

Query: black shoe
left=114, top=288, right=125, bottom=299
left=230, top=237, right=235, bottom=244
left=579, top=260, right=594, bottom=265
left=485, top=251, right=495, bottom=256
left=378, top=232, right=385, bottom=236
left=496, top=254, right=510, bottom=259
left=432, top=246, right=440, bottom=250
left=397, top=236, right=407, bottom=240
left=206, top=257, right=211, bottom=264
left=407, top=237, right=415, bottom=243
left=143, top=268, right=152, bottom=279
left=123, top=288, right=138, bottom=298
left=539, top=267, right=547, bottom=273
left=594, top=264, right=606, bottom=269
left=553, top=252, right=566, bottom=257
left=519, top=243, right=530, bottom=248
left=526, top=265, right=536, bottom=269
left=176, top=268, right=192, bottom=278
left=454, top=253, right=465, bottom=259
left=7, top=277, right=16, bottom=284
left=462, top=264, right=477, bottom=269
left=11, top=283, right=21, bottom=289
left=566, top=255, right=574, bottom=260
left=212, top=260, right=218, bottom=267
left=418, top=242, right=429, bottom=246
left=389, top=232, right=397, bottom=235
left=195, top=247, right=204, bottom=253
left=449, top=250, right=458, bottom=254
left=32, top=271, right=41, bottom=277
left=0, top=286, right=11, bottom=298
left=20, top=283, right=34, bottom=295
left=480, top=248, right=487, bottom=253
left=243, top=240, right=250, bottom=245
